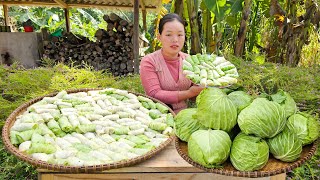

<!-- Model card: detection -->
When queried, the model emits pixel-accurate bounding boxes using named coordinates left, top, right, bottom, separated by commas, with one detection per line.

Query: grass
left=0, top=61, right=319, bottom=179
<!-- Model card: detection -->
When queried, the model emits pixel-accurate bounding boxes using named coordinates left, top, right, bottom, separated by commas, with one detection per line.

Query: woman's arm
left=178, top=85, right=204, bottom=101
left=140, top=58, right=203, bottom=104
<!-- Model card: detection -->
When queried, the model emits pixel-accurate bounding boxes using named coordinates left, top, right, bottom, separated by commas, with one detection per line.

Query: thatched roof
left=0, top=0, right=161, bottom=10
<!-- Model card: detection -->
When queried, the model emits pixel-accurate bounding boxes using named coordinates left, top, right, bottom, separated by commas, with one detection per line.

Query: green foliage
left=227, top=55, right=320, bottom=103
left=0, top=139, right=37, bottom=180
left=0, top=62, right=319, bottom=179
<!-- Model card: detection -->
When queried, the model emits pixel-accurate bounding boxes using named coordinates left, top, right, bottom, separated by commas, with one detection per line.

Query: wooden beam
left=140, top=0, right=147, bottom=46
left=133, top=0, right=140, bottom=74
left=3, top=5, right=9, bottom=26
left=0, top=1, right=158, bottom=10
left=64, top=8, right=70, bottom=32
left=53, top=0, right=68, bottom=8
left=142, top=9, right=147, bottom=47
left=139, top=0, right=146, bottom=11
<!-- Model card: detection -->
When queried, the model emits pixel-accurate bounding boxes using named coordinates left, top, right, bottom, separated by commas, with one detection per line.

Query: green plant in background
left=1, top=59, right=319, bottom=179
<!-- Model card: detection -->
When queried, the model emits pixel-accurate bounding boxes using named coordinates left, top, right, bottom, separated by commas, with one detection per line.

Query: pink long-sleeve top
left=139, top=49, right=192, bottom=114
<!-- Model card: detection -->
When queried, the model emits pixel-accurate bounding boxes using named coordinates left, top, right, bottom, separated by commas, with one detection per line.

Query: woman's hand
left=188, top=85, right=205, bottom=97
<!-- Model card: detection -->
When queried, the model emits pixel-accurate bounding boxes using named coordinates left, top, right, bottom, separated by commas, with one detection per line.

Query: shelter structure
left=0, top=0, right=162, bottom=73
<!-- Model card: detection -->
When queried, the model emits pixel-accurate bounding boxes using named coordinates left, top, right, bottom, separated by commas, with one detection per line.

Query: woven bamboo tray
left=175, top=133, right=319, bottom=178
left=2, top=88, right=176, bottom=173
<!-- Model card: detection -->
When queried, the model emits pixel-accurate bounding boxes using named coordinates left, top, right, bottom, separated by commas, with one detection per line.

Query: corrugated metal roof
left=0, top=0, right=161, bottom=10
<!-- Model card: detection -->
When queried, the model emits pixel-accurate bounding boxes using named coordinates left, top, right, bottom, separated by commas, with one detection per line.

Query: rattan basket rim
left=2, top=88, right=176, bottom=173
left=175, top=136, right=319, bottom=178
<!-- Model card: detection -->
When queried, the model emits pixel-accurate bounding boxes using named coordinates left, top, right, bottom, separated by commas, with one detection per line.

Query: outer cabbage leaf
left=228, top=91, right=253, bottom=113
left=174, top=108, right=206, bottom=142
left=238, top=98, right=286, bottom=138
left=230, top=133, right=269, bottom=171
left=194, top=88, right=237, bottom=132
left=286, top=112, right=320, bottom=145
left=267, top=128, right=302, bottom=162
left=188, top=129, right=231, bottom=168
left=271, top=90, right=298, bottom=118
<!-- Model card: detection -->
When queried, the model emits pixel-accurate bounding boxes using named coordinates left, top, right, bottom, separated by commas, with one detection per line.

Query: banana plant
left=203, top=0, right=243, bottom=54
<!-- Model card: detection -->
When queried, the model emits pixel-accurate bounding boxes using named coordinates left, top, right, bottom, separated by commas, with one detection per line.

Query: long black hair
left=159, top=13, right=185, bottom=34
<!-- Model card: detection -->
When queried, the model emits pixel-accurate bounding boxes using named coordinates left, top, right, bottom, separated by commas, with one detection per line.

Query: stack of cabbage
left=183, top=54, right=238, bottom=87
left=174, top=88, right=319, bottom=171
left=9, top=88, right=174, bottom=166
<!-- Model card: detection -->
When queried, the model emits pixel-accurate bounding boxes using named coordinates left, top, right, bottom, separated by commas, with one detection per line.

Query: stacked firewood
left=42, top=13, right=134, bottom=76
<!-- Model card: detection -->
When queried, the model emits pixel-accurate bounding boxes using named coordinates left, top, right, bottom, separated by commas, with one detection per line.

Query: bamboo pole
left=133, top=0, right=140, bottom=74
left=64, top=8, right=70, bottom=32
left=3, top=5, right=9, bottom=26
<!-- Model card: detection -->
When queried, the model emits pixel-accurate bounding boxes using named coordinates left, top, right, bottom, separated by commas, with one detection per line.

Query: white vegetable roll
left=101, top=114, right=120, bottom=121
left=55, top=90, right=68, bottom=99
left=163, top=127, right=173, bottom=135
left=56, top=137, right=72, bottom=149
left=11, top=123, right=38, bottom=132
left=85, top=114, right=103, bottom=121
left=31, top=113, right=45, bottom=123
left=144, top=131, right=156, bottom=138
left=19, top=141, right=31, bottom=152
left=91, top=150, right=112, bottom=162
left=67, top=114, right=80, bottom=127
left=99, top=134, right=115, bottom=143
left=95, top=125, right=105, bottom=135
left=139, top=107, right=149, bottom=114
left=135, top=112, right=153, bottom=122
left=78, top=116, right=92, bottom=125
left=66, top=157, right=84, bottom=166
left=41, top=113, right=54, bottom=122
left=42, top=97, right=59, bottom=104
left=97, top=100, right=107, bottom=109
left=54, top=150, right=76, bottom=159
left=87, top=90, right=100, bottom=96
left=135, top=117, right=151, bottom=126
left=84, top=132, right=96, bottom=139
left=128, top=128, right=145, bottom=136
left=94, top=109, right=112, bottom=116
left=31, top=153, right=52, bottom=162
left=72, top=92, right=87, bottom=97
left=19, top=114, right=34, bottom=123
left=34, top=108, right=58, bottom=114
left=103, top=99, right=113, bottom=106
left=124, top=102, right=141, bottom=109
left=63, top=134, right=81, bottom=144
left=125, top=93, right=138, bottom=99
left=114, top=89, right=128, bottom=96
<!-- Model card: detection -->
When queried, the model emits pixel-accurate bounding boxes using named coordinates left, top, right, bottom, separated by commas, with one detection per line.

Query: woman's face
left=158, top=19, right=185, bottom=57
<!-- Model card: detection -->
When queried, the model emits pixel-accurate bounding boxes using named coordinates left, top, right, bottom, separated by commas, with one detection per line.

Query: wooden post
left=64, top=8, right=70, bottom=32
left=3, top=5, right=9, bottom=26
left=133, top=0, right=140, bottom=74
left=140, top=0, right=147, bottom=47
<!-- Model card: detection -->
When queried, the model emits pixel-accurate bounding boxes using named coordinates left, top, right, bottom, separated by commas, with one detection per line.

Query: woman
left=140, top=13, right=204, bottom=114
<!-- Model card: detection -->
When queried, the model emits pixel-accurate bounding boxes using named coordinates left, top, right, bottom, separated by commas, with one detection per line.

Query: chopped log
left=42, top=13, right=134, bottom=76
left=109, top=13, right=121, bottom=22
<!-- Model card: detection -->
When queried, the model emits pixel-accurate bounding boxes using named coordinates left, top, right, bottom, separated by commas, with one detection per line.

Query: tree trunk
left=234, top=0, right=252, bottom=57
left=173, top=0, right=184, bottom=18
left=267, top=0, right=320, bottom=66
left=186, top=0, right=201, bottom=54
left=202, top=5, right=214, bottom=54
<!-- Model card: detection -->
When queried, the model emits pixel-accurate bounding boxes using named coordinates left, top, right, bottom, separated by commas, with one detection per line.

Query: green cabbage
left=238, top=98, right=286, bottom=138
left=228, top=91, right=253, bottom=113
left=193, top=88, right=237, bottom=132
left=267, top=128, right=302, bottom=162
left=230, top=133, right=269, bottom=171
left=188, top=129, right=231, bottom=168
left=286, top=112, right=320, bottom=145
left=174, top=108, right=206, bottom=142
left=271, top=90, right=298, bottom=118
